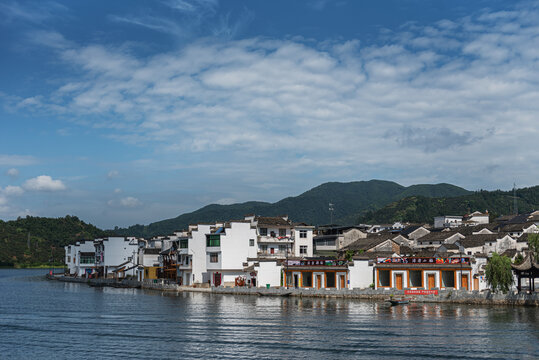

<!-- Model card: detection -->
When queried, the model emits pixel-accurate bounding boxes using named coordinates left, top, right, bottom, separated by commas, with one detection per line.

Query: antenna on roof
left=513, top=183, right=518, bottom=215
left=329, top=203, right=334, bottom=225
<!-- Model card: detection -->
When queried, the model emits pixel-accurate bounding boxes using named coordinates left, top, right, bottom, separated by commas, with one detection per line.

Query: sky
left=1, top=0, right=539, bottom=229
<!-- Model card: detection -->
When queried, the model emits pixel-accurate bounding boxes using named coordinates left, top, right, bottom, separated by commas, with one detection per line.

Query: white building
left=64, top=240, right=95, bottom=277
left=293, top=224, right=315, bottom=258
left=206, top=221, right=258, bottom=287
left=94, top=237, right=139, bottom=278
left=434, top=215, right=463, bottom=229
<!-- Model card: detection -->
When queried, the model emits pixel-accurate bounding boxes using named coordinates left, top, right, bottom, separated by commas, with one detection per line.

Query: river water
left=0, top=269, right=537, bottom=359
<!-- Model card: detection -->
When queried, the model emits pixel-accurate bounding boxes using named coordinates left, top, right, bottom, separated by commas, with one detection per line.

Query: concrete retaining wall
left=46, top=275, right=538, bottom=306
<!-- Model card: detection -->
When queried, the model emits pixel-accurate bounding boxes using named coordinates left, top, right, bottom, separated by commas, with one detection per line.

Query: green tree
left=485, top=253, right=513, bottom=293
left=528, top=233, right=539, bottom=261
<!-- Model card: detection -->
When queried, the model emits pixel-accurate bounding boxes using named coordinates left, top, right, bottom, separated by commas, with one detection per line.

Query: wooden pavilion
left=511, top=253, right=538, bottom=293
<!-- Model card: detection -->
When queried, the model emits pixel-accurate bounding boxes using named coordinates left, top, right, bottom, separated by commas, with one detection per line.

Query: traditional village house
left=206, top=220, right=258, bottom=287
left=292, top=223, right=315, bottom=258
left=434, top=215, right=463, bottom=229
left=374, top=255, right=473, bottom=291
left=283, top=258, right=350, bottom=290
left=94, top=237, right=139, bottom=279
left=462, top=211, right=490, bottom=226
left=414, top=230, right=465, bottom=248
left=179, top=224, right=214, bottom=285
left=313, top=225, right=367, bottom=255
left=247, top=215, right=294, bottom=259
left=64, top=240, right=95, bottom=276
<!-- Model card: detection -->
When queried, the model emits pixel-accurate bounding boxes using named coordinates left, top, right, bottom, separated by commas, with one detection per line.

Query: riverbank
left=46, top=274, right=539, bottom=306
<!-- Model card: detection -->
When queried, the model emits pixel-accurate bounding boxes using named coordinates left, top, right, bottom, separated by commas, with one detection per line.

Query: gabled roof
left=344, top=234, right=397, bottom=252
left=456, top=234, right=499, bottom=248
left=416, top=230, right=463, bottom=243
left=400, top=225, right=421, bottom=236
left=500, top=222, right=536, bottom=232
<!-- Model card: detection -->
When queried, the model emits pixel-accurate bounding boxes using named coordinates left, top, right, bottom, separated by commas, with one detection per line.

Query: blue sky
left=1, top=0, right=539, bottom=229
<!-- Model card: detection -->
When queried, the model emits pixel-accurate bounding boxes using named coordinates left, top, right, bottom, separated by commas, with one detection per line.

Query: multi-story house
left=94, top=237, right=139, bottom=278
left=64, top=240, right=95, bottom=277
left=206, top=220, right=258, bottom=286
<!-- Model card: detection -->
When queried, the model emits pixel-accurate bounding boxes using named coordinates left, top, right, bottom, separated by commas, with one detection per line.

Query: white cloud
left=11, top=2, right=539, bottom=190
left=114, top=188, right=122, bottom=193
left=6, top=168, right=19, bottom=177
left=0, top=155, right=36, bottom=166
left=108, top=196, right=142, bottom=208
left=23, top=175, right=66, bottom=192
left=107, top=170, right=120, bottom=179
left=3, top=185, right=24, bottom=196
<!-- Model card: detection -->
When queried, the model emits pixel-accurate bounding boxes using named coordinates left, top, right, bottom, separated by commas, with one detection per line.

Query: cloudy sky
left=1, top=0, right=539, bottom=229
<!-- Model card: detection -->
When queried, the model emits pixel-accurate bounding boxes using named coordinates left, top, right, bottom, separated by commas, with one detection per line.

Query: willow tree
left=485, top=253, right=513, bottom=293
left=528, top=233, right=539, bottom=261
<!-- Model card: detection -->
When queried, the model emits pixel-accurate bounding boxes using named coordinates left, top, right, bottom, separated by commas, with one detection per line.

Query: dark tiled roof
left=456, top=234, right=499, bottom=248
left=400, top=225, right=421, bottom=236
left=500, top=222, right=536, bottom=232
left=256, top=216, right=291, bottom=226
left=416, top=230, right=462, bottom=243
left=344, top=234, right=397, bottom=251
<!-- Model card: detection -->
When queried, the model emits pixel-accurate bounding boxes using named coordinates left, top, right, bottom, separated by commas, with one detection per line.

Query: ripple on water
left=0, top=269, right=538, bottom=360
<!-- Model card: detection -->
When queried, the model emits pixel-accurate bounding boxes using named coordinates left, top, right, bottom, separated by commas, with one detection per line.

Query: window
left=80, top=255, right=94, bottom=264
left=180, top=239, right=188, bottom=249
left=378, top=270, right=390, bottom=287
left=260, top=245, right=268, bottom=252
left=67, top=256, right=71, bottom=263
left=302, top=272, right=313, bottom=287
left=210, top=253, right=219, bottom=263
left=279, top=245, right=286, bottom=252
left=260, top=228, right=268, bottom=236
left=325, top=272, right=336, bottom=288
left=299, top=230, right=307, bottom=238
left=279, top=228, right=287, bottom=237
left=206, top=234, right=220, bottom=247
left=249, top=239, right=254, bottom=247
left=300, top=245, right=308, bottom=254
left=409, top=270, right=422, bottom=287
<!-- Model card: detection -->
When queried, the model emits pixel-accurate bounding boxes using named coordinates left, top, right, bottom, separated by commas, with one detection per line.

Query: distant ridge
left=114, top=180, right=471, bottom=237
left=358, top=185, right=539, bottom=224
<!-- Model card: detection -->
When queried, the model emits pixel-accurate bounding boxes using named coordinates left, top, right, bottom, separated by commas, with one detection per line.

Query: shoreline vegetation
left=1, top=263, right=65, bottom=269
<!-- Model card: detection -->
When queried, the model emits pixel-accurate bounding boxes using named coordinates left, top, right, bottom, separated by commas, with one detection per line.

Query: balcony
left=257, top=250, right=292, bottom=258
left=257, top=235, right=294, bottom=243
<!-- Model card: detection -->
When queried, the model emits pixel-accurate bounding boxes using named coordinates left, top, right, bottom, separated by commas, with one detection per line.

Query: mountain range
left=114, top=180, right=471, bottom=237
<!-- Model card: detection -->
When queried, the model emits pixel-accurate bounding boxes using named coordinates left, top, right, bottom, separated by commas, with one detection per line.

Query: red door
left=214, top=272, right=221, bottom=287
left=270, top=248, right=274, bottom=254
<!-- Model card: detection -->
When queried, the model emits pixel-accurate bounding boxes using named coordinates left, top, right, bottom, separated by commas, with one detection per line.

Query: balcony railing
left=257, top=235, right=294, bottom=243
left=257, top=250, right=292, bottom=257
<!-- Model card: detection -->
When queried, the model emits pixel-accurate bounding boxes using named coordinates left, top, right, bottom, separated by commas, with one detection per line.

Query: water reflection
left=0, top=269, right=538, bottom=360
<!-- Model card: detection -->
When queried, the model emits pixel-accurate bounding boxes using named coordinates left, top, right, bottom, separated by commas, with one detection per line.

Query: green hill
left=358, top=186, right=539, bottom=224
left=0, top=215, right=107, bottom=267
left=115, top=180, right=471, bottom=237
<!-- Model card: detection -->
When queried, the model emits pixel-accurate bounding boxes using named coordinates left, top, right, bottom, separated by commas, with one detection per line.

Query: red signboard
left=405, top=290, right=438, bottom=295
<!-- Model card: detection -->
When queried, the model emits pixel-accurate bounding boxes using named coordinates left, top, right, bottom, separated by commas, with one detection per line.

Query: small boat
left=387, top=298, right=410, bottom=306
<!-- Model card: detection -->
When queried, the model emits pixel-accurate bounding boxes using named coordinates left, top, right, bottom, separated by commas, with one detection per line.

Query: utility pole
left=513, top=183, right=518, bottom=215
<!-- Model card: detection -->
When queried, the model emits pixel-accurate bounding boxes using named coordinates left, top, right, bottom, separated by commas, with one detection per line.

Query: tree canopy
left=485, top=253, right=513, bottom=293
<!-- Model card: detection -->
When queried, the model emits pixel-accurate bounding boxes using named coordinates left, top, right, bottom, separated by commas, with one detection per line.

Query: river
left=0, top=269, right=537, bottom=359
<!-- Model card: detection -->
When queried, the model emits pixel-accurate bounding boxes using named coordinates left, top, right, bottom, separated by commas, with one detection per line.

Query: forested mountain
left=0, top=216, right=108, bottom=267
left=115, top=180, right=470, bottom=237
left=358, top=186, right=539, bottom=224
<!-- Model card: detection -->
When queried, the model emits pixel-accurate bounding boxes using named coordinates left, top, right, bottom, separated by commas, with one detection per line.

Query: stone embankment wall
left=47, top=275, right=538, bottom=306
